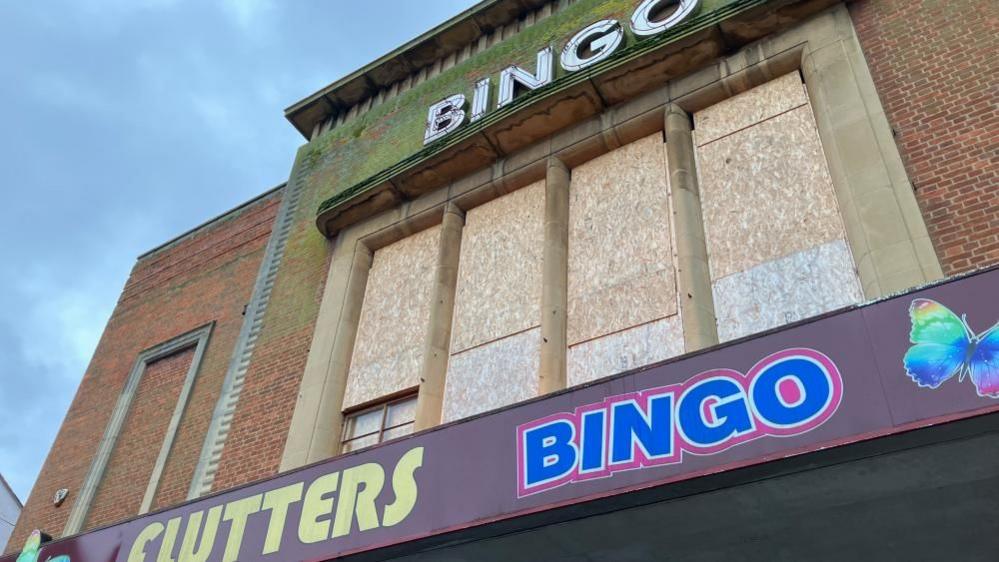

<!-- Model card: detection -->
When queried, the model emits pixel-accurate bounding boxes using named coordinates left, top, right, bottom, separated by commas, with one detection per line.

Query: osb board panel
left=567, top=315, right=683, bottom=387
left=567, top=134, right=677, bottom=345
left=345, top=225, right=442, bottom=408
left=697, top=104, right=848, bottom=280
left=694, top=71, right=808, bottom=145
left=442, top=328, right=541, bottom=423
left=451, top=181, right=545, bottom=353
left=713, top=239, right=863, bottom=342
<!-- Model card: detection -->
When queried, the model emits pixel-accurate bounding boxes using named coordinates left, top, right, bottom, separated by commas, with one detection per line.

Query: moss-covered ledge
left=315, top=0, right=842, bottom=237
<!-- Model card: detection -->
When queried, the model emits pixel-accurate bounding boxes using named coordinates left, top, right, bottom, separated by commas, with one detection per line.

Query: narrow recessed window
left=341, top=393, right=418, bottom=453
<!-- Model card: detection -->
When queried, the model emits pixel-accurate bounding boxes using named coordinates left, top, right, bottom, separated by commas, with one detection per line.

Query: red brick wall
left=8, top=189, right=281, bottom=551
left=83, top=348, right=194, bottom=528
left=210, top=327, right=320, bottom=491
left=209, top=232, right=332, bottom=493
left=203, top=146, right=334, bottom=495
left=850, top=0, right=999, bottom=275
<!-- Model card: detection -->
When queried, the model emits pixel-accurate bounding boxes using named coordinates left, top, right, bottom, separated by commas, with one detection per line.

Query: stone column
left=308, top=242, right=372, bottom=461
left=415, top=203, right=465, bottom=431
left=539, top=157, right=569, bottom=395
left=801, top=14, right=942, bottom=296
left=665, top=105, right=719, bottom=351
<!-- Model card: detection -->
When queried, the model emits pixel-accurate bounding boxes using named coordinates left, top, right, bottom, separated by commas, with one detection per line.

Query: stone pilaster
left=415, top=203, right=465, bottom=430
left=539, top=157, right=570, bottom=394
left=665, top=105, right=719, bottom=351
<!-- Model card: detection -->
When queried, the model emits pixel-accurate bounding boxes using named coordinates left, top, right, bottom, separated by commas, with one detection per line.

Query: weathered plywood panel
left=694, top=71, right=808, bottom=145
left=442, top=328, right=541, bottom=422
left=696, top=75, right=863, bottom=342
left=450, top=181, right=545, bottom=353
left=345, top=225, right=441, bottom=407
left=697, top=105, right=848, bottom=280
left=713, top=240, right=863, bottom=342
left=567, top=134, right=677, bottom=346
left=567, top=316, right=683, bottom=387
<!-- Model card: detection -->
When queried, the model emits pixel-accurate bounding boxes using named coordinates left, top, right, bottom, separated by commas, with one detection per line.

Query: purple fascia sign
left=5, top=266, right=999, bottom=562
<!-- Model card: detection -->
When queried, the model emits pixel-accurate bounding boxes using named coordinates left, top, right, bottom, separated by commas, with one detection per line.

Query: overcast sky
left=0, top=0, right=477, bottom=503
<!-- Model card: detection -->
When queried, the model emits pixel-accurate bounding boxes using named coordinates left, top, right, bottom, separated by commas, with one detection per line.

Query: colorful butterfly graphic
left=903, top=298, right=999, bottom=398
left=16, top=531, right=69, bottom=562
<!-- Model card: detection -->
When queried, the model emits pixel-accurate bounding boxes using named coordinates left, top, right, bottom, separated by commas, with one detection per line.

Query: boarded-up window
left=443, top=181, right=545, bottom=422
left=345, top=225, right=441, bottom=408
left=694, top=72, right=863, bottom=341
left=567, top=134, right=684, bottom=386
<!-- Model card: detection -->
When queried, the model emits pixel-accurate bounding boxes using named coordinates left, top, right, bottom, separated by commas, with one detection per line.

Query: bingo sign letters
left=424, top=0, right=703, bottom=144
left=517, top=348, right=843, bottom=497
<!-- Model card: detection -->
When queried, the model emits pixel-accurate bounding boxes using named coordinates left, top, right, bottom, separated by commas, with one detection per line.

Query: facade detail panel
left=567, top=133, right=681, bottom=385
left=83, top=347, right=195, bottom=529
left=345, top=225, right=442, bottom=408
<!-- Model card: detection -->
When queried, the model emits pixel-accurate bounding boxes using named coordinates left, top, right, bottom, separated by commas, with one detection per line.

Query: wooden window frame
left=340, top=390, right=418, bottom=453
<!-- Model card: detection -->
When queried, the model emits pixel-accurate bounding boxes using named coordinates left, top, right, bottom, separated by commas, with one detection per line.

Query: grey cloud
left=0, top=0, right=477, bottom=501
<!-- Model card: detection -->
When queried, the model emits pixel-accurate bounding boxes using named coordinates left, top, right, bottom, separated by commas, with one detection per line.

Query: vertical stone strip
left=539, top=157, right=569, bottom=394
left=139, top=328, right=212, bottom=514
left=307, top=243, right=373, bottom=460
left=665, top=105, right=719, bottom=351
left=415, top=204, right=465, bottom=430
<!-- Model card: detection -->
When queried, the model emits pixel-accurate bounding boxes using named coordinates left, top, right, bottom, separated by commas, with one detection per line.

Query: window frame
left=340, top=391, right=418, bottom=453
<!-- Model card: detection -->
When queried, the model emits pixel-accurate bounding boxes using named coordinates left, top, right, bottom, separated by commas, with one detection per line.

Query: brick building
left=6, top=0, right=998, bottom=560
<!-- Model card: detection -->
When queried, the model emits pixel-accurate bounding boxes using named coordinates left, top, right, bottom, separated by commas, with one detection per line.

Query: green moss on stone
left=305, top=0, right=742, bottom=211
